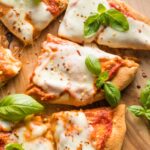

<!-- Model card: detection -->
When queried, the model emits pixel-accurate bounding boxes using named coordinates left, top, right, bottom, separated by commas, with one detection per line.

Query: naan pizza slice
left=0, top=105, right=126, bottom=150
left=27, top=34, right=139, bottom=106
left=0, top=0, right=67, bottom=45
left=59, top=0, right=150, bottom=50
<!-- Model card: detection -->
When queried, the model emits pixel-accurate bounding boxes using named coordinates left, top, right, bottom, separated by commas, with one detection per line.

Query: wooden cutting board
left=0, top=0, right=150, bottom=149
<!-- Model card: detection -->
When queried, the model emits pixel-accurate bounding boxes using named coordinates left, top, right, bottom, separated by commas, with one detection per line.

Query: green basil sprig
left=84, top=4, right=129, bottom=37
left=85, top=55, right=121, bottom=107
left=128, top=81, right=150, bottom=120
left=0, top=94, right=44, bottom=122
left=5, top=143, right=24, bottom=150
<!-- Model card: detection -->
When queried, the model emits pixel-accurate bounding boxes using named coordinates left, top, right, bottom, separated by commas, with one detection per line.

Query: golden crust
left=0, top=47, right=22, bottom=87
left=0, top=106, right=125, bottom=149
left=104, top=104, right=126, bottom=150
left=26, top=34, right=139, bottom=106
left=108, top=0, right=150, bottom=25
left=27, top=63, right=138, bottom=106
left=112, top=65, right=139, bottom=90
left=0, top=0, right=68, bottom=45
left=50, top=105, right=126, bottom=149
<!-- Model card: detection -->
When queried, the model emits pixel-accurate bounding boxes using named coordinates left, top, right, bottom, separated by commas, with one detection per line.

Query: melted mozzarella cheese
left=58, top=0, right=110, bottom=43
left=22, top=138, right=54, bottom=150
left=0, top=119, right=14, bottom=132
left=9, top=121, right=53, bottom=150
left=0, top=47, right=22, bottom=87
left=97, top=17, right=150, bottom=49
left=0, top=0, right=52, bottom=42
left=30, top=3, right=54, bottom=30
left=59, top=0, right=150, bottom=49
left=28, top=122, right=49, bottom=139
left=33, top=41, right=118, bottom=102
left=55, top=112, right=95, bottom=150
left=3, top=48, right=22, bottom=73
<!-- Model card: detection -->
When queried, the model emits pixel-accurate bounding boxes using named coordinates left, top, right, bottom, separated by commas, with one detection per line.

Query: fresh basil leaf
left=97, top=4, right=106, bottom=14
left=96, top=71, right=109, bottom=88
left=105, top=9, right=129, bottom=32
left=145, top=109, right=150, bottom=120
left=99, top=13, right=109, bottom=26
left=104, top=82, right=121, bottom=107
left=33, top=0, right=41, bottom=5
left=128, top=105, right=146, bottom=117
left=146, top=80, right=150, bottom=86
left=128, top=106, right=150, bottom=120
left=140, top=81, right=150, bottom=108
left=84, top=14, right=101, bottom=37
left=0, top=94, right=44, bottom=122
left=85, top=55, right=101, bottom=76
left=5, top=143, right=24, bottom=150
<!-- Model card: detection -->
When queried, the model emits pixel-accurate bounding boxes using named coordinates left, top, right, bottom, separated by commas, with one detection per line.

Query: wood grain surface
left=0, top=0, right=150, bottom=149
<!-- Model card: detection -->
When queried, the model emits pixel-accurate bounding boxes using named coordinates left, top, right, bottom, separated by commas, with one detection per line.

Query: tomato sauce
left=109, top=2, right=135, bottom=19
left=44, top=0, right=61, bottom=16
left=85, top=108, right=113, bottom=150
left=109, top=61, right=123, bottom=80
left=0, top=133, right=10, bottom=150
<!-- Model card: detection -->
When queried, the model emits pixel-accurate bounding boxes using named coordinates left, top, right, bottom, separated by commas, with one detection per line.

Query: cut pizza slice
left=59, top=0, right=150, bottom=50
left=0, top=104, right=126, bottom=150
left=0, top=47, right=22, bottom=87
left=0, top=0, right=67, bottom=45
left=51, top=104, right=126, bottom=150
left=27, top=34, right=139, bottom=106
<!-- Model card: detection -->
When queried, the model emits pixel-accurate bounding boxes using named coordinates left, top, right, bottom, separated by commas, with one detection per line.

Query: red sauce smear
left=109, top=61, right=123, bottom=80
left=46, top=34, right=65, bottom=44
left=44, top=0, right=61, bottom=16
left=85, top=108, right=113, bottom=150
left=109, top=2, right=135, bottom=19
left=0, top=133, right=10, bottom=150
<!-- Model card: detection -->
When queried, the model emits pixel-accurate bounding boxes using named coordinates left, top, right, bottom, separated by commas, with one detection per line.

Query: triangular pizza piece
left=0, top=47, right=22, bottom=87
left=51, top=105, right=126, bottom=150
left=58, top=0, right=150, bottom=50
left=27, top=34, right=139, bottom=106
left=0, top=0, right=67, bottom=45
left=0, top=105, right=126, bottom=150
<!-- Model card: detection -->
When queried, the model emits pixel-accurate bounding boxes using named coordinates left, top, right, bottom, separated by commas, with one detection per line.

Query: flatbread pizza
left=0, top=0, right=67, bottom=45
left=0, top=104, right=126, bottom=150
left=27, top=34, right=139, bottom=106
left=59, top=0, right=150, bottom=50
